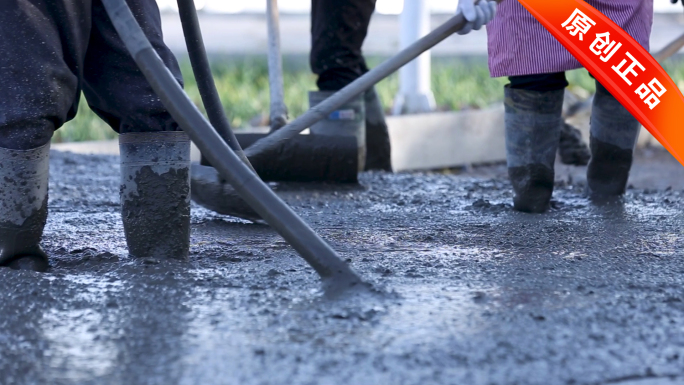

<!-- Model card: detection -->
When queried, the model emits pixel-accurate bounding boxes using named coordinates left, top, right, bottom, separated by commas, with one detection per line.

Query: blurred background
left=55, top=0, right=684, bottom=143
left=152, top=0, right=684, bottom=14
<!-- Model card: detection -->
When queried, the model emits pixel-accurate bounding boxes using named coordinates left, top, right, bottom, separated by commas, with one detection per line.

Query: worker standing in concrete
left=309, top=0, right=497, bottom=172
left=0, top=0, right=190, bottom=271
left=487, top=0, right=654, bottom=213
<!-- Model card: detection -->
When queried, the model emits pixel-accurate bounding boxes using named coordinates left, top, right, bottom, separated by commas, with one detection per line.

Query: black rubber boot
left=364, top=87, right=392, bottom=172
left=586, top=81, right=641, bottom=199
left=504, top=86, right=564, bottom=213
left=120, top=132, right=191, bottom=261
left=0, top=144, right=50, bottom=272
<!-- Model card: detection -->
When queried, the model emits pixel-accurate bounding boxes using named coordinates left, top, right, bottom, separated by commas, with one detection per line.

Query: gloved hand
left=456, top=0, right=498, bottom=35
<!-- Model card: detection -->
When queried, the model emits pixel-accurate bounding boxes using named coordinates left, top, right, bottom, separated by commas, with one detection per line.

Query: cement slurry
left=1, top=150, right=683, bottom=385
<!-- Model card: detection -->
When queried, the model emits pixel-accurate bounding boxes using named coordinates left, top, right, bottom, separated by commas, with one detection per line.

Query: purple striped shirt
left=487, top=0, right=654, bottom=78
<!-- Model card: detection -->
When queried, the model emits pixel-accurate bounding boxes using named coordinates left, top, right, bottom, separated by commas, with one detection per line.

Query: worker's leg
left=84, top=0, right=191, bottom=260
left=83, top=0, right=183, bottom=135
left=585, top=80, right=641, bottom=198
left=310, top=0, right=392, bottom=171
left=0, top=0, right=94, bottom=150
left=0, top=1, right=96, bottom=270
left=310, top=0, right=374, bottom=90
left=504, top=72, right=567, bottom=213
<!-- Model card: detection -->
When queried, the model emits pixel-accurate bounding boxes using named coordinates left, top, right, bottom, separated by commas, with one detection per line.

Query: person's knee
left=0, top=67, right=74, bottom=150
left=85, top=94, right=181, bottom=135
left=0, top=122, right=54, bottom=150
left=118, top=111, right=181, bottom=134
left=508, top=72, right=568, bottom=92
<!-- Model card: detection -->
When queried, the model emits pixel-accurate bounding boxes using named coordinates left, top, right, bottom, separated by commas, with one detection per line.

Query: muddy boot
left=558, top=121, right=590, bottom=166
left=0, top=144, right=50, bottom=272
left=505, top=86, right=564, bottom=213
left=586, top=81, right=641, bottom=199
left=190, top=164, right=263, bottom=222
left=309, top=91, right=366, bottom=171
left=120, top=132, right=191, bottom=261
left=364, top=87, right=392, bottom=172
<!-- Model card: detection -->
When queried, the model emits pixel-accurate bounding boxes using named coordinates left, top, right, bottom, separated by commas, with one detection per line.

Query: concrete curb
left=388, top=107, right=505, bottom=171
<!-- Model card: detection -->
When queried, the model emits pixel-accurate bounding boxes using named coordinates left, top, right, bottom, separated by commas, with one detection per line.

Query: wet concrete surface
left=1, top=149, right=684, bottom=385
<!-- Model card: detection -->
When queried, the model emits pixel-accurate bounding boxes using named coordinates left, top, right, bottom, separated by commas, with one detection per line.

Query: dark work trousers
left=508, top=72, right=569, bottom=92
left=310, top=0, right=376, bottom=91
left=509, top=71, right=603, bottom=92
left=0, top=0, right=182, bottom=150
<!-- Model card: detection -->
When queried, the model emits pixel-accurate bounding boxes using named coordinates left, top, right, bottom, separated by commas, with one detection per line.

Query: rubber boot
left=309, top=91, right=366, bottom=172
left=120, top=132, right=191, bottom=261
left=0, top=143, right=50, bottom=272
left=558, top=121, right=590, bottom=166
left=586, top=81, right=641, bottom=199
left=363, top=87, right=393, bottom=172
left=504, top=86, right=564, bottom=213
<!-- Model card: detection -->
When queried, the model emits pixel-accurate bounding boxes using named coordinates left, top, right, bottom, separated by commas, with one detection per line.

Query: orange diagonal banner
left=516, top=0, right=684, bottom=167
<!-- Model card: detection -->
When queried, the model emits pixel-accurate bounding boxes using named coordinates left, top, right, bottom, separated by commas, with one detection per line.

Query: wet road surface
left=1, top=150, right=683, bottom=385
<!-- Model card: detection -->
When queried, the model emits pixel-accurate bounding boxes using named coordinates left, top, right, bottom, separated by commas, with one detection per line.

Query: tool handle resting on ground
left=101, top=0, right=363, bottom=294
left=244, top=1, right=500, bottom=160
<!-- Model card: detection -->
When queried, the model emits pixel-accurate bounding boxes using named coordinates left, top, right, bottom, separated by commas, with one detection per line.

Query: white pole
left=266, top=0, right=288, bottom=131
left=392, top=0, right=435, bottom=115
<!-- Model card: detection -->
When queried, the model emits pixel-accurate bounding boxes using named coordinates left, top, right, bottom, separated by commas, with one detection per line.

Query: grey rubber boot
left=504, top=86, right=564, bottom=213
left=0, top=143, right=50, bottom=272
left=309, top=91, right=366, bottom=172
left=120, top=131, right=191, bottom=261
left=364, top=87, right=393, bottom=172
left=586, top=81, right=641, bottom=198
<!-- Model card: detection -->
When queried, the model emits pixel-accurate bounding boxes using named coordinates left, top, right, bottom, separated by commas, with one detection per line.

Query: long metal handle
left=653, top=32, right=684, bottom=62
left=266, top=0, right=289, bottom=131
left=244, top=11, right=473, bottom=159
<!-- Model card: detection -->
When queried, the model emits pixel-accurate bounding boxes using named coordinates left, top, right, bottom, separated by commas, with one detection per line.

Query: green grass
left=54, top=55, right=684, bottom=143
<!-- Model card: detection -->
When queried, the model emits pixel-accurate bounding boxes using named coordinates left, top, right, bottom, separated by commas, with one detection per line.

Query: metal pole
left=393, top=0, right=436, bottom=115
left=266, top=0, right=289, bottom=131
left=653, top=32, right=684, bottom=62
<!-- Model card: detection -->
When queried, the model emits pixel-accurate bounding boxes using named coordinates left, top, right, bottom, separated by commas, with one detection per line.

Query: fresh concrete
left=1, top=149, right=683, bottom=385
